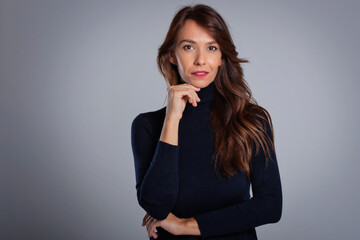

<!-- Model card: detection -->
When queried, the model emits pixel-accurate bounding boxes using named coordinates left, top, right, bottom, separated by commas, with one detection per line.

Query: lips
left=192, top=71, right=209, bottom=78
left=192, top=71, right=209, bottom=77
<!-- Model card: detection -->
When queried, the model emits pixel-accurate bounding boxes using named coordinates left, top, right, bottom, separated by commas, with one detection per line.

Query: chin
left=183, top=77, right=214, bottom=88
left=193, top=80, right=214, bottom=89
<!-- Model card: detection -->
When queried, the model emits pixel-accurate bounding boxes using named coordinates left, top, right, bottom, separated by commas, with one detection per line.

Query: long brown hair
left=157, top=4, right=275, bottom=179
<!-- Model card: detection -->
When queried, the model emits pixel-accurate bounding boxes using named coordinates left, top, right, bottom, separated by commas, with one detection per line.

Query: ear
left=170, top=55, right=177, bottom=65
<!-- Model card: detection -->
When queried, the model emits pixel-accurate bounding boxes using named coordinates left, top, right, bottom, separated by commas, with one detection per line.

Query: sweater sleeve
left=131, top=113, right=179, bottom=220
left=193, top=118, right=282, bottom=238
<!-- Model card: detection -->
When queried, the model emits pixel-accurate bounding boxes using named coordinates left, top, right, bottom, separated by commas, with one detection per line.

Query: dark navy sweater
left=131, top=81, right=282, bottom=239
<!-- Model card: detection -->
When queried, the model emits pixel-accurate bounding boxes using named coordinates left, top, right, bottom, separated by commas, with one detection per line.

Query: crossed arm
left=131, top=113, right=282, bottom=238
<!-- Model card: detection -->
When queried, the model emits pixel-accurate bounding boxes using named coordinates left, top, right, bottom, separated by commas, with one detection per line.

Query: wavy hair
left=157, top=4, right=275, bottom=179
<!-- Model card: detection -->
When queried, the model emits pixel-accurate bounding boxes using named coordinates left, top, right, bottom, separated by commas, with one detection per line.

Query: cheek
left=176, top=60, right=187, bottom=80
left=177, top=61, right=185, bottom=74
left=210, top=54, right=222, bottom=65
left=177, top=56, right=191, bottom=73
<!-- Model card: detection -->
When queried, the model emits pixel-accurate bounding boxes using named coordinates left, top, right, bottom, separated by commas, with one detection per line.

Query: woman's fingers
left=146, top=215, right=154, bottom=232
left=187, top=84, right=201, bottom=104
left=183, top=90, right=196, bottom=107
left=147, top=218, right=157, bottom=238
left=148, top=219, right=159, bottom=239
left=142, top=213, right=159, bottom=238
left=145, top=214, right=152, bottom=226
left=175, top=84, right=200, bottom=107
left=142, top=213, right=149, bottom=226
left=187, top=88, right=199, bottom=106
left=150, top=226, right=158, bottom=239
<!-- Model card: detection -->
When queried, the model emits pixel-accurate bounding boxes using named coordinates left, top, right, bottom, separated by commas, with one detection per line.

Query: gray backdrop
left=1, top=0, right=359, bottom=239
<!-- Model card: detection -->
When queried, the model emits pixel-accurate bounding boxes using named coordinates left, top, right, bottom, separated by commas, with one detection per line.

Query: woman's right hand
left=165, top=83, right=201, bottom=121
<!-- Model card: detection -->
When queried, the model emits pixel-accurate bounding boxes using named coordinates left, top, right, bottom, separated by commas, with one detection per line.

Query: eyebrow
left=178, top=39, right=218, bottom=45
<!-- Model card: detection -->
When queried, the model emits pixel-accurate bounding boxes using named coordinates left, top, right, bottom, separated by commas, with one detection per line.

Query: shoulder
left=131, top=106, right=166, bottom=135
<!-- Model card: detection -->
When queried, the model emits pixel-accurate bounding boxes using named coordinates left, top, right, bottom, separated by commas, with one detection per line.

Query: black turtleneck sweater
left=131, top=81, right=282, bottom=240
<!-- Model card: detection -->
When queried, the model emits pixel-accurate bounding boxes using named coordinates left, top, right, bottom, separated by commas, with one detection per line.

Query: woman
left=131, top=4, right=282, bottom=240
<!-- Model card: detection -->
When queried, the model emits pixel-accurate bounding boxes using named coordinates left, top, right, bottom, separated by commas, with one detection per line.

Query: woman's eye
left=183, top=45, right=193, bottom=50
left=209, top=46, right=218, bottom=51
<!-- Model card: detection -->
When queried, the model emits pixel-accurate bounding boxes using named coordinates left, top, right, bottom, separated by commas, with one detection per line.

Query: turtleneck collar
left=196, top=80, right=215, bottom=103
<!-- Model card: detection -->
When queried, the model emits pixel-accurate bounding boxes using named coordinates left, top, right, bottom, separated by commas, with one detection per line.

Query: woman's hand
left=159, top=83, right=200, bottom=145
left=142, top=212, right=186, bottom=238
left=165, top=83, right=201, bottom=121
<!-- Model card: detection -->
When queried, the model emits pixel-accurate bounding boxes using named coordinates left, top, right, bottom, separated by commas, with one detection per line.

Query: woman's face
left=170, top=19, right=223, bottom=88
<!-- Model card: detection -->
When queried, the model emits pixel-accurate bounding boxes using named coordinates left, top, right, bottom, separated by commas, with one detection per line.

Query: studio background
left=1, top=0, right=359, bottom=239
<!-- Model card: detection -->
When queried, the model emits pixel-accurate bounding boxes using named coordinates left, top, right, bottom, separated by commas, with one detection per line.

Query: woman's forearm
left=160, top=117, right=180, bottom=146
left=182, top=217, right=201, bottom=236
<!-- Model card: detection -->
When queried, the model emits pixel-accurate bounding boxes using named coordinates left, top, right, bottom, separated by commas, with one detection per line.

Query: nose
left=194, top=49, right=206, bottom=66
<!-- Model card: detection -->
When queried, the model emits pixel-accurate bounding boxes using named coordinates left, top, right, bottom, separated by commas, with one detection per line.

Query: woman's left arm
left=145, top=118, right=282, bottom=238
left=146, top=140, right=282, bottom=238
left=190, top=118, right=282, bottom=238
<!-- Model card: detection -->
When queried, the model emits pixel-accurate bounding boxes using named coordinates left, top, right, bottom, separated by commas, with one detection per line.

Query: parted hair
left=157, top=4, right=275, bottom=179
